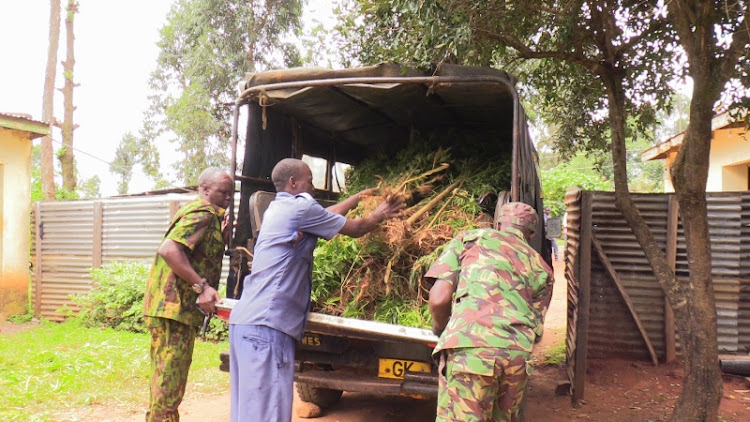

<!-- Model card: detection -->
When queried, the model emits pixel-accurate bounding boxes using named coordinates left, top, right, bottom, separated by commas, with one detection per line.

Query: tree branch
left=616, top=16, right=668, bottom=55
left=717, top=1, right=750, bottom=82
left=472, top=27, right=604, bottom=74
left=667, top=0, right=698, bottom=56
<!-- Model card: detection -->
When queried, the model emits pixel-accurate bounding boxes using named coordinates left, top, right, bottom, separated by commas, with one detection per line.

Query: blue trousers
left=548, top=237, right=559, bottom=260
left=230, top=324, right=295, bottom=422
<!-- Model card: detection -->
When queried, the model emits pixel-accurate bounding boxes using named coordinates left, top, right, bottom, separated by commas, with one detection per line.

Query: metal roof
left=0, top=112, right=50, bottom=139
left=641, top=111, right=742, bottom=161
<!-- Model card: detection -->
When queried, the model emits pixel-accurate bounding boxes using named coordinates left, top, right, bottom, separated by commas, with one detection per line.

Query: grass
left=541, top=343, right=567, bottom=366
left=0, top=318, right=229, bottom=422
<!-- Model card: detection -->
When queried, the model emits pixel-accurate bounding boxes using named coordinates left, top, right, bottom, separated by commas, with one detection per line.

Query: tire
left=295, top=382, right=343, bottom=408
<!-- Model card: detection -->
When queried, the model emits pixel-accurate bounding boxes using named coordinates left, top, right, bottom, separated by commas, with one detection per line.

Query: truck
left=217, top=63, right=550, bottom=410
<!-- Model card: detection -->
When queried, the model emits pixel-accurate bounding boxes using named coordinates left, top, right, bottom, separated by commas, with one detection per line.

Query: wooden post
left=92, top=201, right=103, bottom=269
left=664, top=195, right=678, bottom=363
left=573, top=191, right=592, bottom=405
left=34, top=202, right=43, bottom=316
left=169, top=200, right=180, bottom=222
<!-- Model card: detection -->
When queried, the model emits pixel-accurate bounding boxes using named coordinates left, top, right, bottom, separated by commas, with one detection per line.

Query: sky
left=0, top=1, right=334, bottom=197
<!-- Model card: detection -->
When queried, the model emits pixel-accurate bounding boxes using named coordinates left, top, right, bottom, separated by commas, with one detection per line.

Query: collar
left=198, top=195, right=226, bottom=218
left=277, top=191, right=314, bottom=201
left=503, top=226, right=528, bottom=240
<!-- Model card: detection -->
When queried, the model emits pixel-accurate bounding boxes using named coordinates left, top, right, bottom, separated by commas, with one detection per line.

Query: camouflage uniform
left=143, top=196, right=226, bottom=422
left=426, top=203, right=553, bottom=422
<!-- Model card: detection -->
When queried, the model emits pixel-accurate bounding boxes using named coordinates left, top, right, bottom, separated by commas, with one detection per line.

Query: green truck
left=217, top=63, right=550, bottom=410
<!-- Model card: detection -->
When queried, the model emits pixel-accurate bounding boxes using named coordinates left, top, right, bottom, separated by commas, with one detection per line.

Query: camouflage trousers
left=436, top=348, right=531, bottom=422
left=145, top=316, right=196, bottom=422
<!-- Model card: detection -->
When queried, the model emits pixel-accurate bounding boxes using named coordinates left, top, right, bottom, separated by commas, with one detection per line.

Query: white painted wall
left=0, top=128, right=32, bottom=319
left=660, top=126, right=750, bottom=192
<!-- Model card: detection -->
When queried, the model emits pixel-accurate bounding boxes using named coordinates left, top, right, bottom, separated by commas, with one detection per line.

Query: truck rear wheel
left=295, top=382, right=343, bottom=408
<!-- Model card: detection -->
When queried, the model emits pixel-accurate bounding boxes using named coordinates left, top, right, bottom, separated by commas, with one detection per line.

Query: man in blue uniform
left=228, top=158, right=403, bottom=422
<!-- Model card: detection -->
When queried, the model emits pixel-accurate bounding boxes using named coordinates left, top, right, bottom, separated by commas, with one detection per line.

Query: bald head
left=272, top=158, right=313, bottom=194
left=198, top=167, right=229, bottom=188
left=197, top=167, right=232, bottom=211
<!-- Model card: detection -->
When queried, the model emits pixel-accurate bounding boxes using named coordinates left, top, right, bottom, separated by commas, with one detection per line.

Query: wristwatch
left=192, top=279, right=208, bottom=294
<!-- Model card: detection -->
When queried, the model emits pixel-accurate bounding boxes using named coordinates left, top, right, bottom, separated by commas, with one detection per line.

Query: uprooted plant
left=311, top=130, right=512, bottom=327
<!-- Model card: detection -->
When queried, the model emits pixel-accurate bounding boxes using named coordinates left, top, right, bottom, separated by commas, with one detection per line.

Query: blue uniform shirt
left=229, top=192, right=346, bottom=340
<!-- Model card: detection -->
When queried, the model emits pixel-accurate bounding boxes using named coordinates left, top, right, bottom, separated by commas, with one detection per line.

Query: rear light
left=216, top=308, right=231, bottom=322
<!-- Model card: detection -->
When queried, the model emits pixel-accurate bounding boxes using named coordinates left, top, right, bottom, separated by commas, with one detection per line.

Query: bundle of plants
left=311, top=131, right=512, bottom=328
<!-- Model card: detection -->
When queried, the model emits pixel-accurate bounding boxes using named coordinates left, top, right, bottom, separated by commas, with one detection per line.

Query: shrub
left=73, top=261, right=150, bottom=333
left=72, top=261, right=230, bottom=341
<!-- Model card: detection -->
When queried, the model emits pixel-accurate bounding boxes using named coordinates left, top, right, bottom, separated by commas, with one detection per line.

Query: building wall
left=661, top=127, right=750, bottom=193
left=0, top=128, right=32, bottom=319
left=709, top=127, right=750, bottom=191
left=662, top=152, right=677, bottom=193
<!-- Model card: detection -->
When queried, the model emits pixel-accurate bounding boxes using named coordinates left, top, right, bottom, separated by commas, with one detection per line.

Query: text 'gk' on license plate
left=378, top=358, right=431, bottom=379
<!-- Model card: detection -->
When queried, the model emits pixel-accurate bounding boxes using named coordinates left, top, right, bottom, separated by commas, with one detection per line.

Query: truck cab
left=218, top=63, right=549, bottom=409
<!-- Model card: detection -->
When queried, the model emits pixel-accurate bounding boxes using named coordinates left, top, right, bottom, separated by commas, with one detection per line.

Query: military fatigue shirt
left=143, top=196, right=226, bottom=327
left=427, top=227, right=553, bottom=356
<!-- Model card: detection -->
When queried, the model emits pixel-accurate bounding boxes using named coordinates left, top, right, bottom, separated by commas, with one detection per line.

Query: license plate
left=378, top=358, right=431, bottom=379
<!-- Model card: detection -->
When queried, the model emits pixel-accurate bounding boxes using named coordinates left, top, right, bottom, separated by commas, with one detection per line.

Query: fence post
left=92, top=201, right=103, bottom=269
left=664, top=195, right=678, bottom=363
left=34, top=202, right=42, bottom=315
left=169, top=200, right=180, bottom=222
left=573, top=191, right=592, bottom=404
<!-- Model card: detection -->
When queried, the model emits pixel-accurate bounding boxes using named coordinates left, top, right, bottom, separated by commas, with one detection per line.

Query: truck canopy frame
left=229, top=63, right=544, bottom=254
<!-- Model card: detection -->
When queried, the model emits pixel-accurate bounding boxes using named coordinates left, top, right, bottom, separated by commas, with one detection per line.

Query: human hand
left=431, top=322, right=444, bottom=337
left=374, top=196, right=405, bottom=221
left=221, top=213, right=231, bottom=245
left=356, top=187, right=379, bottom=198
left=197, top=286, right=222, bottom=314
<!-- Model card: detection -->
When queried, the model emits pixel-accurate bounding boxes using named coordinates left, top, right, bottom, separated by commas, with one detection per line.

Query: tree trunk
left=668, top=82, right=723, bottom=422
left=601, top=69, right=721, bottom=421
left=601, top=73, right=685, bottom=306
left=41, top=0, right=61, bottom=200
left=59, top=0, right=78, bottom=192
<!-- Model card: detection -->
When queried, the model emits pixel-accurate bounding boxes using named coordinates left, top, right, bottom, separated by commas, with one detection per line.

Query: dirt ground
left=10, top=260, right=750, bottom=421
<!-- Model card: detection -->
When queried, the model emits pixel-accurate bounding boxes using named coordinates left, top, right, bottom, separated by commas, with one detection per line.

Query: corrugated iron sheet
left=34, top=194, right=238, bottom=321
left=567, top=191, right=750, bottom=364
left=566, top=190, right=750, bottom=401
left=564, top=187, right=582, bottom=397
left=739, top=194, right=750, bottom=351
left=37, top=200, right=95, bottom=321
left=102, top=198, right=178, bottom=260
left=587, top=193, right=669, bottom=360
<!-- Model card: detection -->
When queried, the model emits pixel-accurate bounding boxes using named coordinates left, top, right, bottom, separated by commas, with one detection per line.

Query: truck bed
left=216, top=298, right=438, bottom=346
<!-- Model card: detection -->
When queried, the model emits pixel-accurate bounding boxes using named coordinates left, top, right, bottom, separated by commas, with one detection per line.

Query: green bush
left=73, top=261, right=150, bottom=333
left=71, top=261, right=229, bottom=341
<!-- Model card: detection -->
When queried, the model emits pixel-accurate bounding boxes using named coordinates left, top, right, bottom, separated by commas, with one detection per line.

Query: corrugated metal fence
left=566, top=189, right=750, bottom=403
left=31, top=193, right=235, bottom=321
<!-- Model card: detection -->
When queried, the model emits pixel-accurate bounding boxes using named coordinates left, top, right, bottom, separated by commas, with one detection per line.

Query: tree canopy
left=114, top=0, right=304, bottom=189
left=336, top=1, right=749, bottom=419
left=338, top=0, right=679, bottom=161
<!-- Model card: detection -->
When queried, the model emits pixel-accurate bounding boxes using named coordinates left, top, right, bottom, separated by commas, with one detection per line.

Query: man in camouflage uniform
left=427, top=202, right=554, bottom=422
left=143, top=167, right=233, bottom=422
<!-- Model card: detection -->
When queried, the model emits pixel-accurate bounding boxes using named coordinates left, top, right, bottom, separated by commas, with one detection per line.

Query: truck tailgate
left=216, top=298, right=438, bottom=346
